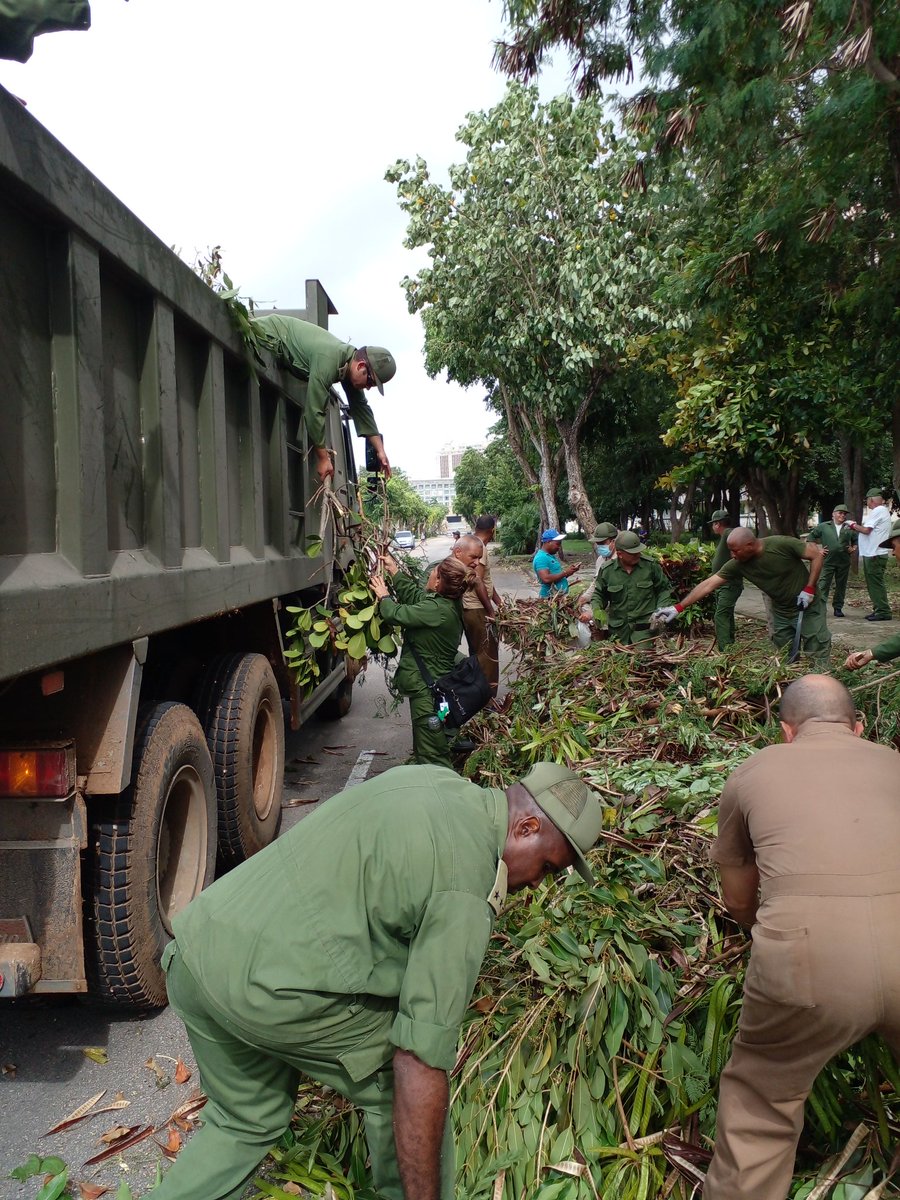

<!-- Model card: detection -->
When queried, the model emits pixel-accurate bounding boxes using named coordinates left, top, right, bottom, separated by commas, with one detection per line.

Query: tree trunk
left=558, top=393, right=596, bottom=535
left=839, top=432, right=866, bottom=520
left=668, top=482, right=696, bottom=541
left=520, top=404, right=561, bottom=529
left=745, top=465, right=802, bottom=534
left=892, top=396, right=900, bottom=510
left=496, top=382, right=556, bottom=526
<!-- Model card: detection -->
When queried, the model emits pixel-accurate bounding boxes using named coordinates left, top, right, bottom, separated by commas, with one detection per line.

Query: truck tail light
left=0, top=747, right=74, bottom=798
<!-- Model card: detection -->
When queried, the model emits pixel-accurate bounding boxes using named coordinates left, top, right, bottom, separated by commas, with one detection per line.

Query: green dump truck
left=0, top=83, right=363, bottom=1007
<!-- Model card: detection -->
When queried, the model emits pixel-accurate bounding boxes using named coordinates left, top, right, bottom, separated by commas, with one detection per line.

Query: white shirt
left=857, top=504, right=892, bottom=558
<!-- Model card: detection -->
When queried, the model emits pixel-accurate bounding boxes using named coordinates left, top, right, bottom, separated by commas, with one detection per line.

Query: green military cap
left=590, top=521, right=618, bottom=542
left=832, top=504, right=850, bottom=514
left=519, top=763, right=603, bottom=883
left=615, top=530, right=642, bottom=552
left=866, top=487, right=884, bottom=500
left=360, top=346, right=396, bottom=394
left=709, top=509, right=730, bottom=523
left=879, top=520, right=900, bottom=550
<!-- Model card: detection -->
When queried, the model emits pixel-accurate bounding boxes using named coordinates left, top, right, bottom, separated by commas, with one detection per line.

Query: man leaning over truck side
left=252, top=312, right=396, bottom=482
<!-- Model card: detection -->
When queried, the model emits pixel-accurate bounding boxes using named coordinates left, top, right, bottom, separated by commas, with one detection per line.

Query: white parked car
left=392, top=530, right=417, bottom=551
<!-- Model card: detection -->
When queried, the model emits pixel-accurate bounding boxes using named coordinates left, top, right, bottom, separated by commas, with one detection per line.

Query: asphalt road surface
left=0, top=535, right=500, bottom=1199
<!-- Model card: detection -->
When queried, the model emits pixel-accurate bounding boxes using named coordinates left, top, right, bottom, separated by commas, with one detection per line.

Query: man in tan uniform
left=705, top=675, right=900, bottom=1199
left=461, top=517, right=503, bottom=703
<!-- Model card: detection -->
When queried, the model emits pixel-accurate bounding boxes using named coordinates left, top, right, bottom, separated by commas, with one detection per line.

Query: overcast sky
left=0, top=0, right=572, bottom=479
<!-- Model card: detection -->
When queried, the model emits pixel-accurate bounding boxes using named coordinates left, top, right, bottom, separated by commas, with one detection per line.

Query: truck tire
left=194, top=652, right=284, bottom=868
left=86, top=702, right=216, bottom=1008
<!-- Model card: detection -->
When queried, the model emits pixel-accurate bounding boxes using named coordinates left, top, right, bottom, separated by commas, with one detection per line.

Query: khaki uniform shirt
left=252, top=314, right=380, bottom=447
left=592, top=555, right=672, bottom=634
left=712, top=721, right=900, bottom=884
left=716, top=536, right=810, bottom=612
left=173, top=765, right=508, bottom=1075
left=462, top=546, right=495, bottom=610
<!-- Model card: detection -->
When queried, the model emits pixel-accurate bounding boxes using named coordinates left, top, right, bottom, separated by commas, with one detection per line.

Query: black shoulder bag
left=407, top=641, right=492, bottom=729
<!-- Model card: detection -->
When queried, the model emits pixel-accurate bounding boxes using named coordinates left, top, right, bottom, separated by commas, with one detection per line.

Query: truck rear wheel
left=87, top=702, right=216, bottom=1008
left=194, top=652, right=284, bottom=869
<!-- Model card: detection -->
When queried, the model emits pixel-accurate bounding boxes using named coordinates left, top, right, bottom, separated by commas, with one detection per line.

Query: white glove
left=651, top=606, right=680, bottom=628
left=796, top=590, right=814, bottom=609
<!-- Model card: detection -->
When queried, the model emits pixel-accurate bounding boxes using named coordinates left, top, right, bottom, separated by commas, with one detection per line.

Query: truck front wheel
left=86, top=702, right=216, bottom=1008
left=194, top=652, right=285, bottom=869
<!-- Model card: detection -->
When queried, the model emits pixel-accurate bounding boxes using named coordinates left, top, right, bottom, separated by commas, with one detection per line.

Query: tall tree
left=386, top=83, right=667, bottom=535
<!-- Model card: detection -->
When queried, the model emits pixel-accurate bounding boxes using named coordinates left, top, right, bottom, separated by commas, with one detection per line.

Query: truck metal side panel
left=0, top=84, right=354, bottom=684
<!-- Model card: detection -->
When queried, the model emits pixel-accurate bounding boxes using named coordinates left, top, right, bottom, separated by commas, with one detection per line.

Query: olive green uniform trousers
left=704, top=874, right=900, bottom=1200
left=713, top=580, right=743, bottom=650
left=405, top=676, right=452, bottom=767
left=863, top=555, right=891, bottom=619
left=157, top=948, right=455, bottom=1200
left=818, top=554, right=851, bottom=612
left=770, top=597, right=831, bottom=664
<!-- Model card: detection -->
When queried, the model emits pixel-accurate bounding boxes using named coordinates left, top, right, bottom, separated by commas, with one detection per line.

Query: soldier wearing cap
left=153, top=762, right=602, bottom=1200
left=845, top=519, right=900, bottom=672
left=252, top=313, right=396, bottom=482
left=652, top=528, right=830, bottom=663
left=576, top=522, right=618, bottom=620
left=847, top=488, right=893, bottom=621
left=807, top=504, right=857, bottom=618
left=709, top=510, right=744, bottom=650
left=591, top=530, right=674, bottom=644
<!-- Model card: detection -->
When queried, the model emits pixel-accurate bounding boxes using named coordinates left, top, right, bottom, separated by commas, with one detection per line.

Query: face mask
left=596, top=545, right=612, bottom=558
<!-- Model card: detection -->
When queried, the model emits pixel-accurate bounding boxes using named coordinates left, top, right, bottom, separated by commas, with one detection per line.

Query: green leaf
left=306, top=539, right=324, bottom=558
left=347, top=632, right=368, bottom=660
left=35, top=1170, right=68, bottom=1200
left=308, top=631, right=328, bottom=649
left=9, top=1155, right=42, bottom=1181
left=377, top=635, right=397, bottom=654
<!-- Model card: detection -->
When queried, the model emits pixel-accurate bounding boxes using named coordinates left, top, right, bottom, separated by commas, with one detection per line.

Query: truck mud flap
left=0, top=795, right=88, bottom=993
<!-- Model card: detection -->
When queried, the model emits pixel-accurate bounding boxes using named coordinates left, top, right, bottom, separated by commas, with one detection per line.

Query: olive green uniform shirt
left=717, top=536, right=811, bottom=611
left=252, top=314, right=380, bottom=448
left=172, top=765, right=507, bottom=1075
left=711, top=528, right=735, bottom=574
left=807, top=520, right=856, bottom=558
left=592, top=555, right=673, bottom=635
left=380, top=573, right=463, bottom=694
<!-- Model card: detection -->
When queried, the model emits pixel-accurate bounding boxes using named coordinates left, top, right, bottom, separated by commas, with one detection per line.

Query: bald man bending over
left=653, top=528, right=830, bottom=662
left=703, top=675, right=900, bottom=1199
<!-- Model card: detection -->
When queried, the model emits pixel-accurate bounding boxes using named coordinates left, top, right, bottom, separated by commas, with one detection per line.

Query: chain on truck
left=0, top=83, right=367, bottom=1008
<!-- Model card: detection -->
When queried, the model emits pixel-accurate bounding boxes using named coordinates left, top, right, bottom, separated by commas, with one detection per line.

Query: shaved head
left=726, top=527, right=756, bottom=550
left=780, top=674, right=857, bottom=731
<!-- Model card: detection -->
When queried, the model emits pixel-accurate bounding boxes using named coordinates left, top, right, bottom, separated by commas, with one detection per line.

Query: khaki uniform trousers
left=462, top=608, right=499, bottom=694
left=704, top=872, right=900, bottom=1200
left=155, top=948, right=455, bottom=1200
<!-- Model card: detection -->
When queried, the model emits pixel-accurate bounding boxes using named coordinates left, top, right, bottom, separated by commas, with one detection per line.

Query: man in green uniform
left=709, top=510, right=743, bottom=649
left=807, top=504, right=856, bottom=617
left=252, top=313, right=396, bottom=482
left=591, top=530, right=673, bottom=645
left=652, top=528, right=830, bottom=662
left=847, top=488, right=893, bottom=621
left=153, top=762, right=604, bottom=1200
left=845, top=520, right=900, bottom=671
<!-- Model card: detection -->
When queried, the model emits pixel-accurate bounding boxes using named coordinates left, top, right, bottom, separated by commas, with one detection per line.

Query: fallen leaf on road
left=174, top=1059, right=191, bottom=1084
left=100, top=1125, right=135, bottom=1145
left=45, top=1090, right=106, bottom=1135
left=282, top=797, right=320, bottom=807
left=144, top=1057, right=170, bottom=1089
left=155, top=1127, right=182, bottom=1159
left=281, top=1184, right=303, bottom=1195
left=289, top=756, right=318, bottom=765
left=165, top=1093, right=208, bottom=1127
left=82, top=1048, right=108, bottom=1065
left=83, top=1125, right=154, bottom=1166
left=2, top=1063, right=17, bottom=1077
left=78, top=1183, right=110, bottom=1198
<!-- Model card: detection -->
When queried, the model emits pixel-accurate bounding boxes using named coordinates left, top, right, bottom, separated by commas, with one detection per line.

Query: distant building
left=410, top=478, right=456, bottom=508
left=438, top=442, right=485, bottom=479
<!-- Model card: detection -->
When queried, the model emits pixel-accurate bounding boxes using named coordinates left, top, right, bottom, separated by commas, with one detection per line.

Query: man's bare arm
left=676, top=572, right=728, bottom=610
left=718, top=863, right=761, bottom=926
left=367, top=434, right=392, bottom=480
left=393, top=1049, right=448, bottom=1200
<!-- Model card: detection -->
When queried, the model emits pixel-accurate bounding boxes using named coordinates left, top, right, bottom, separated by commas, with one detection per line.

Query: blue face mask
left=596, top=544, right=612, bottom=558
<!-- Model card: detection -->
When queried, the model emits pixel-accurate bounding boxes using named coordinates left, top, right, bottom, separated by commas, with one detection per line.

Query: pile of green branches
left=254, top=615, right=900, bottom=1200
